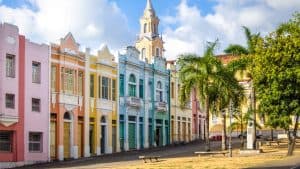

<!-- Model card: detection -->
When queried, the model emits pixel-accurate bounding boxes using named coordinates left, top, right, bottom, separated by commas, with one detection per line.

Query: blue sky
left=0, top=0, right=216, bottom=33
left=0, top=0, right=299, bottom=59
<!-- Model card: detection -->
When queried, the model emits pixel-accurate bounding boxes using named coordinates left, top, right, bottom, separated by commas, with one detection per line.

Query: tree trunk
left=287, top=115, right=299, bottom=156
left=222, top=113, right=227, bottom=150
left=241, top=116, right=244, bottom=149
left=271, top=129, right=274, bottom=141
left=205, top=97, right=210, bottom=151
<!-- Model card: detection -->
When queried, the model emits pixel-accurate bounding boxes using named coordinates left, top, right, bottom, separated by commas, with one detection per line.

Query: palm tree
left=210, top=64, right=245, bottom=150
left=178, top=41, right=244, bottom=151
left=224, top=26, right=260, bottom=148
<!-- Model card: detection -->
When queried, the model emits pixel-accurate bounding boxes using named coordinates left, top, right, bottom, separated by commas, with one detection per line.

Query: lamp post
left=221, top=109, right=227, bottom=150
left=228, top=99, right=233, bottom=157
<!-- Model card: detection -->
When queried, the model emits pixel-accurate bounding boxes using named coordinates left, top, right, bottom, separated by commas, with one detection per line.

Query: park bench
left=139, top=155, right=161, bottom=163
left=194, top=151, right=228, bottom=157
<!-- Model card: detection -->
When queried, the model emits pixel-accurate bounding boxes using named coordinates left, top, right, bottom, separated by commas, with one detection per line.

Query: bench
left=139, top=156, right=160, bottom=163
left=194, top=151, right=228, bottom=157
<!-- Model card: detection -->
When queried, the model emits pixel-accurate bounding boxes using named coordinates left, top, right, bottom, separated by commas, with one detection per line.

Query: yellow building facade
left=167, top=61, right=193, bottom=143
left=88, top=46, right=119, bottom=155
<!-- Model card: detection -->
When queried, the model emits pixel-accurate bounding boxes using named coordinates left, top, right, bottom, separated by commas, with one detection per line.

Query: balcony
left=0, top=114, right=18, bottom=127
left=155, top=102, right=167, bottom=112
left=126, top=97, right=142, bottom=107
left=96, top=99, right=116, bottom=111
left=51, top=92, right=83, bottom=111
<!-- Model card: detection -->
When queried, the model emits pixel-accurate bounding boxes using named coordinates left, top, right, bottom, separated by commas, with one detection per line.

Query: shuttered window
left=0, top=132, right=12, bottom=152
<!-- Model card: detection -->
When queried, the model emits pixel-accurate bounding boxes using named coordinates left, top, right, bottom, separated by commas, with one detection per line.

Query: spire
left=144, top=0, right=155, bottom=17
left=146, top=0, right=153, bottom=10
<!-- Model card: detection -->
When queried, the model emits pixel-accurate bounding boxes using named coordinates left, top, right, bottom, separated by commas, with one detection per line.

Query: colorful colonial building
left=118, top=0, right=170, bottom=151
left=50, top=33, right=89, bottom=160
left=0, top=23, right=50, bottom=167
left=167, top=61, right=192, bottom=143
left=88, top=46, right=119, bottom=155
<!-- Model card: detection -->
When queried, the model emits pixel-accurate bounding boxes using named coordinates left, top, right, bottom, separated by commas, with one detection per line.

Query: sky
left=0, top=0, right=299, bottom=60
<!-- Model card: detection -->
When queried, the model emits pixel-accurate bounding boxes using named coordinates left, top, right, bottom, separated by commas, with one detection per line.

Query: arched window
left=156, top=81, right=163, bottom=102
left=141, top=48, right=146, bottom=60
left=64, top=112, right=71, bottom=120
left=153, top=24, right=157, bottom=34
left=156, top=48, right=160, bottom=57
left=101, top=116, right=106, bottom=123
left=144, top=23, right=147, bottom=33
left=129, top=74, right=136, bottom=97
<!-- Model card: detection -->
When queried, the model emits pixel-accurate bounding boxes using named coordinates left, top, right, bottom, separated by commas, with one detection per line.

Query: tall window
left=139, top=79, right=144, bottom=99
left=156, top=48, right=160, bottom=57
left=32, top=62, right=41, bottom=83
left=0, top=132, right=12, bottom=152
left=78, top=72, right=83, bottom=96
left=32, top=98, right=41, bottom=112
left=90, top=75, right=94, bottom=97
left=102, top=77, right=109, bottom=99
left=29, top=132, right=42, bottom=152
left=112, top=79, right=116, bottom=101
left=144, top=23, right=147, bottom=33
left=63, top=68, right=74, bottom=94
left=120, top=74, right=124, bottom=97
left=128, top=74, right=136, bottom=97
left=156, top=81, right=163, bottom=102
left=6, top=54, right=15, bottom=78
left=5, top=94, right=15, bottom=109
left=171, top=82, right=174, bottom=98
left=98, top=76, right=101, bottom=98
left=108, top=78, right=112, bottom=100
left=51, top=66, right=56, bottom=91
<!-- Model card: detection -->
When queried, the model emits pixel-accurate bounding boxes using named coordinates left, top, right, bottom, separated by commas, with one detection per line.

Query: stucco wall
left=24, top=39, right=49, bottom=162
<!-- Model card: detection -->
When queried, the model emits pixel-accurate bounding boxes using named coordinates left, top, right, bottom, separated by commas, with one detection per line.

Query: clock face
left=6, top=36, right=16, bottom=45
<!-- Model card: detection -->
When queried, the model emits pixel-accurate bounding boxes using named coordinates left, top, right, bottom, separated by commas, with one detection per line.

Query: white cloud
left=162, top=0, right=300, bottom=60
left=0, top=0, right=134, bottom=53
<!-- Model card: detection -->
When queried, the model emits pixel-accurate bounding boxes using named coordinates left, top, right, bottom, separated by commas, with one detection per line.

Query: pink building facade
left=0, top=23, right=49, bottom=168
left=192, top=88, right=205, bottom=140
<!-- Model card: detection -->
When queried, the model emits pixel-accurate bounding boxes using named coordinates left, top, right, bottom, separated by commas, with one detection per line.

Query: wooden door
left=50, top=121, right=56, bottom=159
left=63, top=122, right=71, bottom=158
left=128, top=123, right=136, bottom=149
left=112, top=126, right=117, bottom=153
left=78, top=123, right=83, bottom=157
left=183, top=122, right=186, bottom=142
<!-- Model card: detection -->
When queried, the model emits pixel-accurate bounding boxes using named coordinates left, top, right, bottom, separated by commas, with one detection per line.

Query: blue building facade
left=118, top=46, right=170, bottom=151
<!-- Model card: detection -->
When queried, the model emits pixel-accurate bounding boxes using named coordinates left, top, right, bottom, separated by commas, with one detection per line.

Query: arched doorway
left=63, top=112, right=72, bottom=159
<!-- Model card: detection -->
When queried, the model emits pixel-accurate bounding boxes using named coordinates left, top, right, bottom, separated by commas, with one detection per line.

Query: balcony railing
left=96, top=98, right=115, bottom=111
left=155, top=101, right=167, bottom=112
left=126, top=97, right=142, bottom=107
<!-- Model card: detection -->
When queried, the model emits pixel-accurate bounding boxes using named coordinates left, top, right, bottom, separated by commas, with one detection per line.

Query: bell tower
left=135, top=0, right=164, bottom=63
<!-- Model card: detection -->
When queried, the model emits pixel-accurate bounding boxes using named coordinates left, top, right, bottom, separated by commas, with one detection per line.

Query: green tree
left=224, top=26, right=261, bottom=148
left=178, top=41, right=244, bottom=151
left=253, top=13, right=300, bottom=156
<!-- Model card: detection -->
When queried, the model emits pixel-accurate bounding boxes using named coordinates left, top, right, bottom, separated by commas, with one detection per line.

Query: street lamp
left=228, top=100, right=233, bottom=157
left=221, top=109, right=227, bottom=151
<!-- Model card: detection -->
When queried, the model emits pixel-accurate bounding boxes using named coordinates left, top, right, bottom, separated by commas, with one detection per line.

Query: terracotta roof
left=216, top=54, right=240, bottom=64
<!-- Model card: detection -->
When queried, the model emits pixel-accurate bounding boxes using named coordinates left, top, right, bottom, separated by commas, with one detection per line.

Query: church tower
left=135, top=0, right=164, bottom=63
